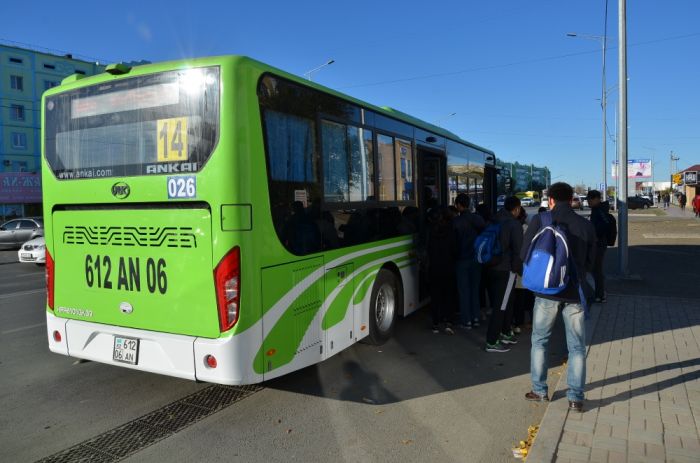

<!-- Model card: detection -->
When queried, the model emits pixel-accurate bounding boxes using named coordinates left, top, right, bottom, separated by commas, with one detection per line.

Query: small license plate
left=113, top=336, right=139, bottom=365
left=21, top=253, right=33, bottom=259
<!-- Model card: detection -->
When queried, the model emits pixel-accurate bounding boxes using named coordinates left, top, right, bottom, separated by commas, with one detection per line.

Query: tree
left=574, top=184, right=588, bottom=195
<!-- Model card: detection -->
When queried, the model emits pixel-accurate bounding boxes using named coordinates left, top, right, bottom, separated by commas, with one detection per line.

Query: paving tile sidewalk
left=664, top=205, right=697, bottom=219
left=528, top=294, right=700, bottom=462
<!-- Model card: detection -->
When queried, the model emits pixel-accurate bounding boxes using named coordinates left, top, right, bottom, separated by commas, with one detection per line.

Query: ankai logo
left=111, top=182, right=130, bottom=199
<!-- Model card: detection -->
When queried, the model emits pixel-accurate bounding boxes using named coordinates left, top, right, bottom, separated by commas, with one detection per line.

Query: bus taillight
left=46, top=249, right=55, bottom=310
left=214, top=247, right=240, bottom=332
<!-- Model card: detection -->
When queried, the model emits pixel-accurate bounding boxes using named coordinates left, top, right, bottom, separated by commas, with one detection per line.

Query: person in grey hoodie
left=485, top=196, right=524, bottom=352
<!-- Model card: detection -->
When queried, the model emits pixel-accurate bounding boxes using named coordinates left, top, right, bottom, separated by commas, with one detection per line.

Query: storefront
left=0, top=172, right=42, bottom=221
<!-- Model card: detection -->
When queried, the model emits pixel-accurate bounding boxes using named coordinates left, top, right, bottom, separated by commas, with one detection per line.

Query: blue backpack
left=522, top=212, right=570, bottom=295
left=474, top=222, right=502, bottom=264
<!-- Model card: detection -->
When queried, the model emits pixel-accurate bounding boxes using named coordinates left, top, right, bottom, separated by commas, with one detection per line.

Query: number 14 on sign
left=157, top=117, right=188, bottom=161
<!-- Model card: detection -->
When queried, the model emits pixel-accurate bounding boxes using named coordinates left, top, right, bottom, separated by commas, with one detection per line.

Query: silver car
left=0, top=217, right=44, bottom=249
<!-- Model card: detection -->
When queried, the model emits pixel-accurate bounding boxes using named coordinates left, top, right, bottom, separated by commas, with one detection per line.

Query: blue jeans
left=456, top=259, right=481, bottom=325
left=530, top=297, right=587, bottom=402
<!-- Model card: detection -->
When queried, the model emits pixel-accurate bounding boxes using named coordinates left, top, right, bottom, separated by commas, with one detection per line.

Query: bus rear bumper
left=46, top=312, right=262, bottom=385
left=47, top=312, right=196, bottom=381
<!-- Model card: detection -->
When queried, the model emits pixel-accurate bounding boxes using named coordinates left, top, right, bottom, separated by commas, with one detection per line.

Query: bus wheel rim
left=375, top=283, right=395, bottom=332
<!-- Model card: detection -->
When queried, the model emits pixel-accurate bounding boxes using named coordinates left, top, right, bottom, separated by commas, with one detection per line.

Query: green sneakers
left=485, top=341, right=511, bottom=353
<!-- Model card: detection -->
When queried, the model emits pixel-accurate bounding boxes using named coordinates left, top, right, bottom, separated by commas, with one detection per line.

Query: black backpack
left=605, top=213, right=617, bottom=246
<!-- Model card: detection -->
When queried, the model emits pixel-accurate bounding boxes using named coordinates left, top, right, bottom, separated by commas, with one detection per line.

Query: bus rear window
left=44, top=67, right=220, bottom=179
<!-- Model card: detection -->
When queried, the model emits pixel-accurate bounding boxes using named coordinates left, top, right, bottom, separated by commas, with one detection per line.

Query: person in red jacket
left=692, top=193, right=700, bottom=218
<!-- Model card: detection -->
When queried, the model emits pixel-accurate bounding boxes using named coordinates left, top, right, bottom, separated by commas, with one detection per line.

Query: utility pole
left=618, top=0, right=629, bottom=276
left=670, top=151, right=680, bottom=201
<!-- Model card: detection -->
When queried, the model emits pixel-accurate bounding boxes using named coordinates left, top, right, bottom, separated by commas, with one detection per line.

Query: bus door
left=417, top=150, right=446, bottom=302
left=419, top=151, right=446, bottom=213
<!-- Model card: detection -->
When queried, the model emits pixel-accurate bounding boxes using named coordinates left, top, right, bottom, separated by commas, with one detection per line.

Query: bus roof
left=46, top=54, right=495, bottom=158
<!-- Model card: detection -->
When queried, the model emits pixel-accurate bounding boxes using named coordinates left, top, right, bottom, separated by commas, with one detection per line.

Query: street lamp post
left=435, top=112, right=456, bottom=127
left=618, top=0, right=629, bottom=276
left=303, top=59, right=335, bottom=81
left=566, top=32, right=609, bottom=197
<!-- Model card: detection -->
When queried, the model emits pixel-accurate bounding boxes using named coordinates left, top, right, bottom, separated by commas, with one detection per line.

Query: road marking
left=635, top=247, right=700, bottom=256
left=1, top=322, right=44, bottom=335
left=642, top=233, right=700, bottom=239
left=0, top=272, right=43, bottom=282
left=0, top=288, right=45, bottom=300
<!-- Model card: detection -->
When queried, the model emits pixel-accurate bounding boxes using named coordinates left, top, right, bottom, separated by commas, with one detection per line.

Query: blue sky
left=4, top=0, right=699, bottom=187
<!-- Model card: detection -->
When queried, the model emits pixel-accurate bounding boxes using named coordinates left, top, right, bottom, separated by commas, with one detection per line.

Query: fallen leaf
left=401, top=439, right=413, bottom=445
left=286, top=429, right=292, bottom=434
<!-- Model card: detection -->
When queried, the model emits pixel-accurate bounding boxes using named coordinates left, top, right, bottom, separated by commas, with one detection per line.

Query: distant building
left=0, top=43, right=105, bottom=219
left=675, top=164, right=700, bottom=200
left=496, top=159, right=551, bottom=195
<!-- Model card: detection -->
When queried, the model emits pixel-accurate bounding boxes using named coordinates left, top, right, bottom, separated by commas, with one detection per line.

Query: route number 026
left=167, top=176, right=196, bottom=199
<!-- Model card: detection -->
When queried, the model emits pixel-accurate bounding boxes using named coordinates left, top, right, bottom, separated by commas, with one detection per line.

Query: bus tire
left=367, top=268, right=400, bottom=345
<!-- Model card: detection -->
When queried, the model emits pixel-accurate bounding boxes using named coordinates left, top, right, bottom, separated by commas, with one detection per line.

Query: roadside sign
left=684, top=171, right=698, bottom=185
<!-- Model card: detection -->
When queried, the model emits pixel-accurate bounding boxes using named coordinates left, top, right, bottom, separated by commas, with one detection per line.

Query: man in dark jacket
left=485, top=196, right=523, bottom=352
left=453, top=194, right=486, bottom=329
left=427, top=206, right=457, bottom=334
left=588, top=190, right=610, bottom=302
left=521, top=182, right=596, bottom=412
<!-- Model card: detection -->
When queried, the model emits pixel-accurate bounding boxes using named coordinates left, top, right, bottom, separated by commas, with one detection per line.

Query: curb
left=525, top=302, right=602, bottom=462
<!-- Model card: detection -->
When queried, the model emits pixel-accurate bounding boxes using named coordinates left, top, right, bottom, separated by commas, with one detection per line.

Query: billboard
left=611, top=159, right=652, bottom=178
left=0, top=173, right=42, bottom=203
left=684, top=171, right=698, bottom=186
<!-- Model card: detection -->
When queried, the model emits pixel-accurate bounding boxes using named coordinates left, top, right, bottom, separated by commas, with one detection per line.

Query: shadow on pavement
left=265, top=307, right=567, bottom=405
left=269, top=242, right=699, bottom=405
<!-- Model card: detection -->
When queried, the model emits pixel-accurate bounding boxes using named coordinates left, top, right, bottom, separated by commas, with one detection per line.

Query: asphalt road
left=0, top=247, right=563, bottom=463
left=3, top=207, right=695, bottom=463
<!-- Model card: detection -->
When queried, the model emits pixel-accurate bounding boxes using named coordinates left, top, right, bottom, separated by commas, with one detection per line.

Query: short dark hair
left=587, top=190, right=602, bottom=201
left=548, top=182, right=574, bottom=202
left=455, top=193, right=471, bottom=209
left=504, top=196, right=521, bottom=211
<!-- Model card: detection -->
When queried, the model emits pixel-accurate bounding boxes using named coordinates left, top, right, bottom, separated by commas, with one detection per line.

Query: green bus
left=42, top=56, right=496, bottom=385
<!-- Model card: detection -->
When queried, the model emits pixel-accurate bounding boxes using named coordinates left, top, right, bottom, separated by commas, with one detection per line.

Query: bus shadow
left=265, top=308, right=568, bottom=405
left=267, top=244, right=700, bottom=405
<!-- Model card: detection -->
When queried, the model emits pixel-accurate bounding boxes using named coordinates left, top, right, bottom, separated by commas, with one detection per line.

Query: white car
left=520, top=197, right=534, bottom=207
left=18, top=236, right=46, bottom=265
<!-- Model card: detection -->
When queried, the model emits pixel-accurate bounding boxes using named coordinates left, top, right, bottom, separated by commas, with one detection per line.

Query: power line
left=339, top=31, right=700, bottom=90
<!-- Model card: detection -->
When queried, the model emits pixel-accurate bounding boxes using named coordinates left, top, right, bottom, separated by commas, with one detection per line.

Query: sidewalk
left=663, top=204, right=697, bottom=219
left=528, top=294, right=700, bottom=462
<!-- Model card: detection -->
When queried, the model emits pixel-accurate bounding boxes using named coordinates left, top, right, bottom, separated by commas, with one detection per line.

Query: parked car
left=571, top=195, right=583, bottom=210
left=581, top=197, right=589, bottom=208
left=496, top=195, right=505, bottom=208
left=18, top=236, right=46, bottom=265
left=520, top=197, right=534, bottom=207
left=0, top=217, right=44, bottom=249
left=627, top=196, right=652, bottom=209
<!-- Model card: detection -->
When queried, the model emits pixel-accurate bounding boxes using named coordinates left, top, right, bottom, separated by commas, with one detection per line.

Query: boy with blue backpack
left=483, top=196, right=524, bottom=353
left=520, top=182, right=596, bottom=412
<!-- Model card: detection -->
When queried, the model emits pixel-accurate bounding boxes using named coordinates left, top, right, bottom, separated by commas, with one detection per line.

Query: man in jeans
left=521, top=182, right=596, bottom=411
left=453, top=194, right=486, bottom=329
